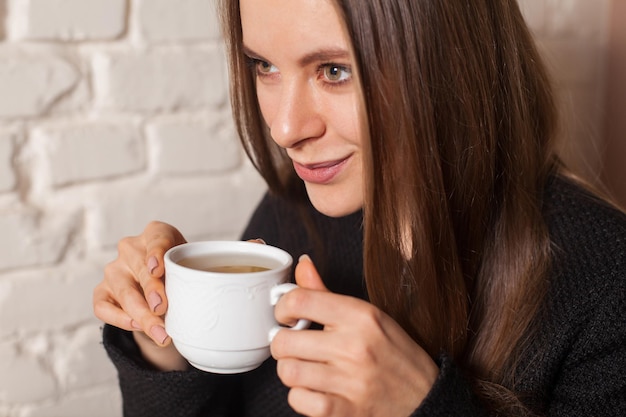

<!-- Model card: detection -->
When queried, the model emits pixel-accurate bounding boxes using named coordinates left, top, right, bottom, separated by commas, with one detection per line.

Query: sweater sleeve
left=100, top=195, right=277, bottom=417
left=244, top=195, right=494, bottom=416
left=100, top=193, right=293, bottom=417
left=102, top=325, right=242, bottom=417
left=409, top=355, right=488, bottom=417
left=543, top=275, right=626, bottom=416
left=537, top=177, right=626, bottom=416
left=408, top=273, right=626, bottom=417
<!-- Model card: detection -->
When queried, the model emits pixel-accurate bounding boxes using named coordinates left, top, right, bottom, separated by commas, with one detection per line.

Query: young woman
left=93, top=0, right=626, bottom=416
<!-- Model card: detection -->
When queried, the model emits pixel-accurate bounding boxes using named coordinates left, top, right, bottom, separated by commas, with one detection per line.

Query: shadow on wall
left=0, top=1, right=5, bottom=39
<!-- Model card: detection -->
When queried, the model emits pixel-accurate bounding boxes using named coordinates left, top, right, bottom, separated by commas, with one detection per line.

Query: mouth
left=292, top=156, right=351, bottom=185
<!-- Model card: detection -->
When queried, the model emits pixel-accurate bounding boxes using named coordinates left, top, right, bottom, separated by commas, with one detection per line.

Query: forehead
left=240, top=0, right=348, bottom=55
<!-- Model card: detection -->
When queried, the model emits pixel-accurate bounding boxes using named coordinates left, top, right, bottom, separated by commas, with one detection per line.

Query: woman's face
left=240, top=0, right=365, bottom=217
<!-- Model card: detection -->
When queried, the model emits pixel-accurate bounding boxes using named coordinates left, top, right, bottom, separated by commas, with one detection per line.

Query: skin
left=241, top=0, right=438, bottom=414
left=93, top=221, right=189, bottom=371
left=274, top=256, right=438, bottom=416
left=93, top=0, right=439, bottom=414
left=242, top=0, right=364, bottom=218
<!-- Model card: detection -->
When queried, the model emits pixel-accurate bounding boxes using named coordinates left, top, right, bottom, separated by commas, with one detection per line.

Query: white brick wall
left=0, top=1, right=265, bottom=415
left=134, top=0, right=221, bottom=42
left=0, top=1, right=616, bottom=415
left=91, top=48, right=227, bottom=111
left=0, top=130, right=16, bottom=191
left=0, top=51, right=79, bottom=118
left=9, top=0, right=127, bottom=41
left=30, top=121, right=145, bottom=186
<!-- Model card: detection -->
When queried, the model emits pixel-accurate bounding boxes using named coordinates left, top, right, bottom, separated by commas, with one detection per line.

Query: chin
left=305, top=184, right=363, bottom=218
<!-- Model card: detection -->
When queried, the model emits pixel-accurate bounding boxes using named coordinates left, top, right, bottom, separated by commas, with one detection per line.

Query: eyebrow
left=242, top=45, right=350, bottom=67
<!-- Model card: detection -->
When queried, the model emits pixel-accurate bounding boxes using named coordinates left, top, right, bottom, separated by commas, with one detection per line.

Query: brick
left=136, top=0, right=219, bottom=42
left=21, top=386, right=122, bottom=417
left=92, top=48, right=226, bottom=112
left=147, top=116, right=242, bottom=175
left=11, top=0, right=126, bottom=41
left=0, top=262, right=99, bottom=337
left=30, top=122, right=145, bottom=187
left=0, top=341, right=56, bottom=403
left=47, top=75, right=92, bottom=116
left=51, top=325, right=118, bottom=391
left=89, top=169, right=266, bottom=248
left=0, top=52, right=78, bottom=118
left=0, top=206, right=79, bottom=271
left=0, top=0, right=6, bottom=40
left=0, top=131, right=16, bottom=192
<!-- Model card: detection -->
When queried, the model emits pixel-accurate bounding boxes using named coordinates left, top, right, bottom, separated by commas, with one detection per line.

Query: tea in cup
left=164, top=240, right=309, bottom=373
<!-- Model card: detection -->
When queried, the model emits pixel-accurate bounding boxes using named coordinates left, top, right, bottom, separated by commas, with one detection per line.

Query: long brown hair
left=219, top=0, right=558, bottom=413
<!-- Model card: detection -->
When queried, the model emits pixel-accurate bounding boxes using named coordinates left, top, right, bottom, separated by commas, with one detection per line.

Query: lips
left=292, top=156, right=350, bottom=184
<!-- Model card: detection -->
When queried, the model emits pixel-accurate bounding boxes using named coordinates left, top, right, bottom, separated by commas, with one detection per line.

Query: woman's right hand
left=93, top=221, right=189, bottom=371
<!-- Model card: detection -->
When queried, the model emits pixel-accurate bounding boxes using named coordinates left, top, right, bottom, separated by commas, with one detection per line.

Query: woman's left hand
left=271, top=255, right=439, bottom=417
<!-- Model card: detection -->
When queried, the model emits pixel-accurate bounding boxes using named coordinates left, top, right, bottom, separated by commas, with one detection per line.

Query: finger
left=142, top=221, right=186, bottom=278
left=117, top=286, right=170, bottom=346
left=93, top=286, right=138, bottom=331
left=274, top=286, right=368, bottom=329
left=277, top=357, right=350, bottom=396
left=271, top=327, right=351, bottom=364
left=113, top=237, right=165, bottom=316
left=288, top=387, right=346, bottom=417
left=93, top=300, right=142, bottom=332
left=93, top=282, right=169, bottom=346
left=295, top=254, right=328, bottom=291
left=103, top=263, right=170, bottom=345
left=137, top=222, right=186, bottom=315
left=247, top=238, right=266, bottom=245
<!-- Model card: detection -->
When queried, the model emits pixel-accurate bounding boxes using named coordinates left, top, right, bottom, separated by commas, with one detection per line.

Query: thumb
left=295, top=254, right=328, bottom=291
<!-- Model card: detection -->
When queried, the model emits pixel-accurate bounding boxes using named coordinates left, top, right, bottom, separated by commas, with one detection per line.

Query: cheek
left=323, top=89, right=367, bottom=141
left=255, top=86, right=276, bottom=127
left=335, top=100, right=366, bottom=148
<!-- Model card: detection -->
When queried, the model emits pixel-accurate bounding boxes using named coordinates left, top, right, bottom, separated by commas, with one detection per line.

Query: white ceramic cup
left=164, top=240, right=309, bottom=373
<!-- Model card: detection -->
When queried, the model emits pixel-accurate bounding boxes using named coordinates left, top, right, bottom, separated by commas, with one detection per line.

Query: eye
left=255, top=60, right=278, bottom=76
left=322, top=64, right=352, bottom=83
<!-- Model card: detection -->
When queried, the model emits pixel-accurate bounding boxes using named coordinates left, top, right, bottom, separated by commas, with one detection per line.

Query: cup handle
left=268, top=283, right=311, bottom=342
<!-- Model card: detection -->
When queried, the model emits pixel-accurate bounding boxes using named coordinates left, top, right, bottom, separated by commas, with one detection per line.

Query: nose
left=269, top=80, right=325, bottom=149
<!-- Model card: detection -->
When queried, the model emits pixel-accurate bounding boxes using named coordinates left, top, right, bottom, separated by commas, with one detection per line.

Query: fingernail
left=299, top=254, right=312, bottom=262
left=131, top=319, right=142, bottom=330
left=150, top=325, right=168, bottom=345
left=147, top=256, right=158, bottom=274
left=251, top=238, right=266, bottom=245
left=148, top=291, right=163, bottom=312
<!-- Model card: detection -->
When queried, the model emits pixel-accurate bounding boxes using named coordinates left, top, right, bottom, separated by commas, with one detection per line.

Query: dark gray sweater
left=102, top=176, right=626, bottom=416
